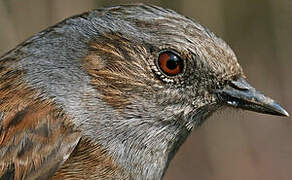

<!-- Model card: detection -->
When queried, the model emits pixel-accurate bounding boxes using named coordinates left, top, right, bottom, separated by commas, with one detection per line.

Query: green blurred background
left=0, top=0, right=291, bottom=179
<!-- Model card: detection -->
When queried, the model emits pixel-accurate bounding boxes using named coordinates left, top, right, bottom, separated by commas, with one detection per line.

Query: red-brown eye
left=158, top=51, right=183, bottom=76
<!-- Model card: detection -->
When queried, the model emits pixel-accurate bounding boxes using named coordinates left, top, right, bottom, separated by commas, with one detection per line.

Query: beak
left=216, top=78, right=289, bottom=117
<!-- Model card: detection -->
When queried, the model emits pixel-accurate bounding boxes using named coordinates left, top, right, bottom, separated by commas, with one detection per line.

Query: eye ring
left=157, top=50, right=184, bottom=76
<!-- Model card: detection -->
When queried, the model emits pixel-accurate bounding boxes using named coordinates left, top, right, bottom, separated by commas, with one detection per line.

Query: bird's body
left=0, top=4, right=288, bottom=180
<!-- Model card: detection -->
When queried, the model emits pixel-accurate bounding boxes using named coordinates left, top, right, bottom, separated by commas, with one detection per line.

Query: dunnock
left=0, top=4, right=289, bottom=180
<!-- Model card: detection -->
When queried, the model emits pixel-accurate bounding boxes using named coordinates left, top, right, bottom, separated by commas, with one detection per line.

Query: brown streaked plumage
left=52, top=137, right=129, bottom=180
left=0, top=4, right=289, bottom=180
left=0, top=73, right=80, bottom=179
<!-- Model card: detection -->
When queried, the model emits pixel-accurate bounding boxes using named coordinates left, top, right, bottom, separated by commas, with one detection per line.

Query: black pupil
left=166, top=53, right=179, bottom=70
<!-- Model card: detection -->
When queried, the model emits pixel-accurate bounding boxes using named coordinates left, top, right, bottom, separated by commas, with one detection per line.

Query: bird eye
left=158, top=51, right=184, bottom=76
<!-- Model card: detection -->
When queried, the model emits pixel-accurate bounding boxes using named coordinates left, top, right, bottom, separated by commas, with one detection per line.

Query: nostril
left=229, top=78, right=250, bottom=91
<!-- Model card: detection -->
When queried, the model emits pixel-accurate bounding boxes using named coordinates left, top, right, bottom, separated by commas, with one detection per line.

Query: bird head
left=84, top=5, right=288, bottom=131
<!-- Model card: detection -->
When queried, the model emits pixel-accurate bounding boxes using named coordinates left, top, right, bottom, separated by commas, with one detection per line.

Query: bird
left=0, top=4, right=289, bottom=180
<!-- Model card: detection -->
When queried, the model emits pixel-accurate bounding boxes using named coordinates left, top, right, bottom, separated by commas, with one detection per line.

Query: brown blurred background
left=0, top=0, right=291, bottom=179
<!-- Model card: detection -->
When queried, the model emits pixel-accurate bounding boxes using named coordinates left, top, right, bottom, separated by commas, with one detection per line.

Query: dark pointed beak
left=216, top=78, right=289, bottom=117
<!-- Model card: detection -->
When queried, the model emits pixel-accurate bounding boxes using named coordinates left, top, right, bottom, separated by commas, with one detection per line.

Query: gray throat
left=80, top=97, right=194, bottom=179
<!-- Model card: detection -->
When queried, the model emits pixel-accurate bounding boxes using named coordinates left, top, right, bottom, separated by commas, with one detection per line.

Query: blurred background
left=0, top=0, right=291, bottom=179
